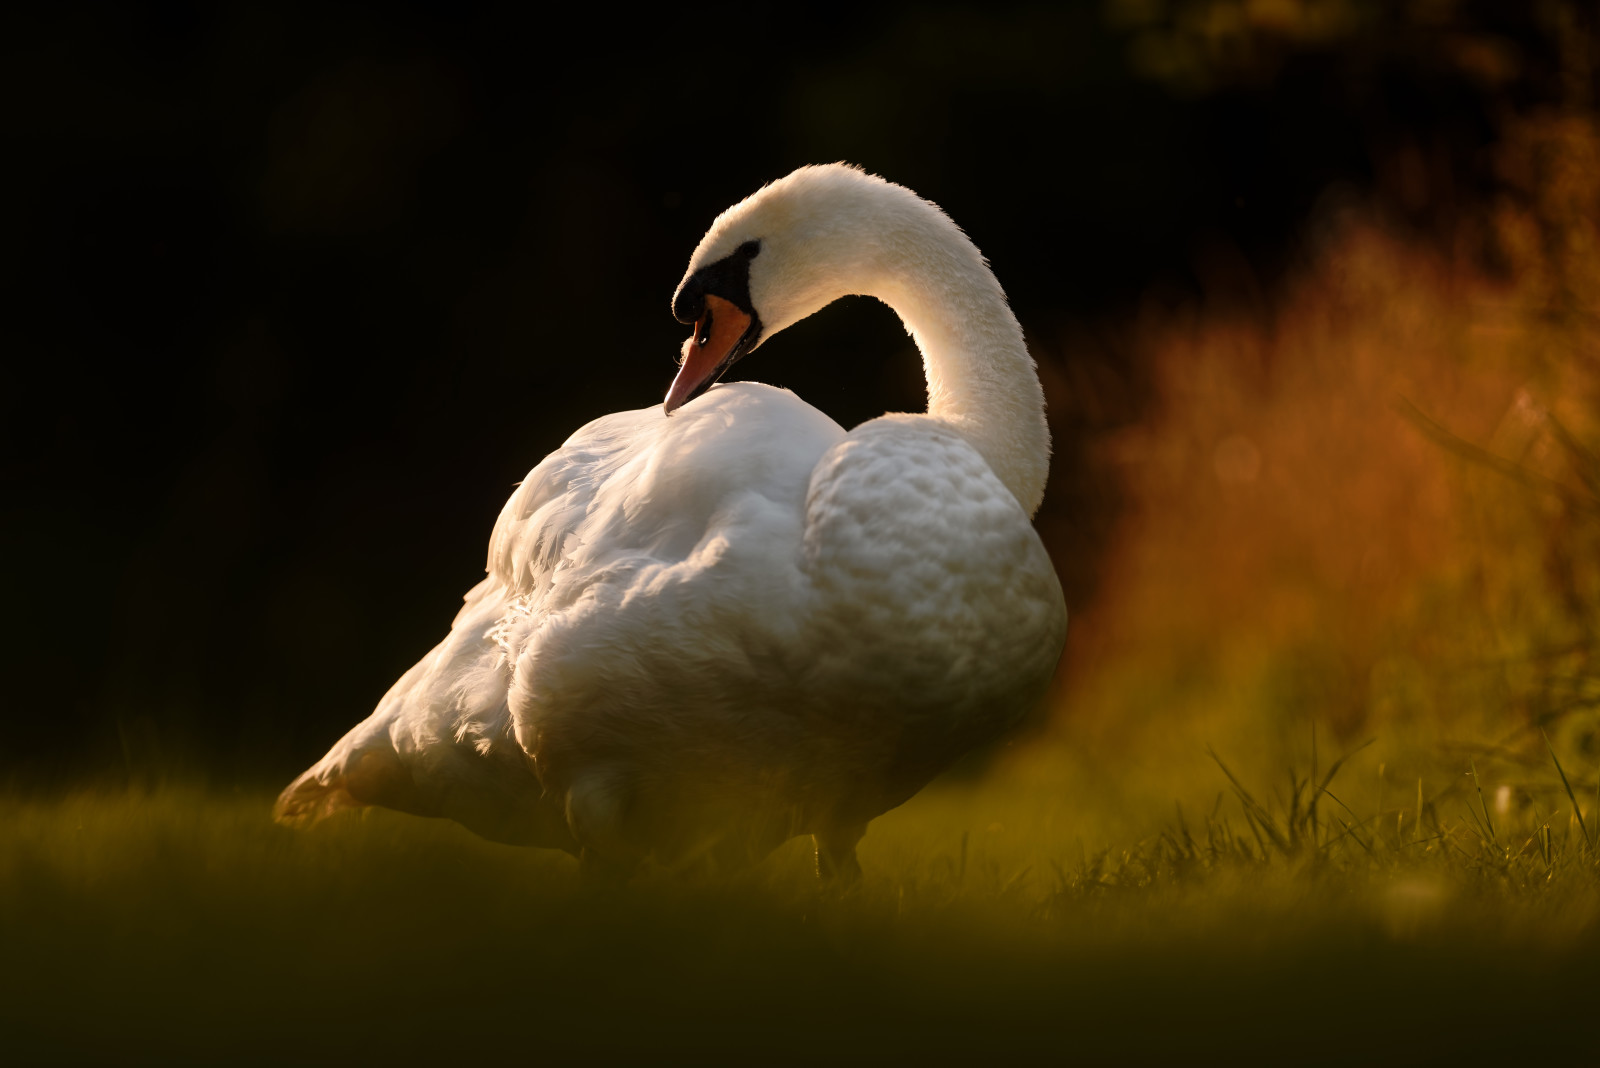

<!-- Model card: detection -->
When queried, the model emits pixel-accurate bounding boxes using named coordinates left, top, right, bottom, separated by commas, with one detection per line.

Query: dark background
left=1, top=1, right=1588, bottom=783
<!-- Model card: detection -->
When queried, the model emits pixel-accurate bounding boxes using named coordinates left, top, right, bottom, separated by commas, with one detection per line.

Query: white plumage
left=276, top=164, right=1068, bottom=879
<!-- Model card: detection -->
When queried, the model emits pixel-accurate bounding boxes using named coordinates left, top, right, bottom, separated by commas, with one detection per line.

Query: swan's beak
left=664, top=294, right=755, bottom=415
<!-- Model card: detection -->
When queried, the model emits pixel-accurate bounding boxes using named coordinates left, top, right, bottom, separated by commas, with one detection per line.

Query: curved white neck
left=696, top=166, right=1052, bottom=515
left=878, top=286, right=1046, bottom=517
left=852, top=198, right=1051, bottom=517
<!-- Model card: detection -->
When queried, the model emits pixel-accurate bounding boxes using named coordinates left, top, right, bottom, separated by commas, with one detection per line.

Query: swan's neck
left=866, top=212, right=1050, bottom=516
left=703, top=167, right=1051, bottom=513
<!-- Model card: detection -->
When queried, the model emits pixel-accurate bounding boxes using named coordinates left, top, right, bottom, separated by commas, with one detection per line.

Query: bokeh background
left=3, top=1, right=1597, bottom=803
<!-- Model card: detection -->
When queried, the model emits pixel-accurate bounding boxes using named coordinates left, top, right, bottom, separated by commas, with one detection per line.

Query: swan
left=275, top=164, right=1068, bottom=880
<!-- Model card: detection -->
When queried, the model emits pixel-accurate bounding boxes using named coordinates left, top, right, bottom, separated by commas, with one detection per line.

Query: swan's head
left=665, top=163, right=915, bottom=414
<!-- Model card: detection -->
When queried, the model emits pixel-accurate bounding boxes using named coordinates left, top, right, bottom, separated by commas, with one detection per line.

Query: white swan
left=275, top=164, right=1067, bottom=880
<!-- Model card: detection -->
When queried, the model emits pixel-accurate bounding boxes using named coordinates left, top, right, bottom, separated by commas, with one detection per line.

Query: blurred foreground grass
left=5, top=737, right=1597, bottom=1065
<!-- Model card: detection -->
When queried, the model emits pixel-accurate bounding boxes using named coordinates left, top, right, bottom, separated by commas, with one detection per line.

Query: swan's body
left=277, top=165, right=1068, bottom=878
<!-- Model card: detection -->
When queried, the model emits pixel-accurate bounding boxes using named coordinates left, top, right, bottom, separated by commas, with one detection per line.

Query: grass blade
left=1543, top=729, right=1591, bottom=852
left=1470, top=760, right=1496, bottom=843
left=1208, top=747, right=1290, bottom=854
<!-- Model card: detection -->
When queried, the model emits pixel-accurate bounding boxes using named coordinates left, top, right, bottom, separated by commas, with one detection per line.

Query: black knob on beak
left=672, top=278, right=705, bottom=325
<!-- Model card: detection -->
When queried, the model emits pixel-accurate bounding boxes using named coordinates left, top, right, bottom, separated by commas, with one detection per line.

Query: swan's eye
left=696, top=310, right=713, bottom=346
left=738, top=240, right=760, bottom=259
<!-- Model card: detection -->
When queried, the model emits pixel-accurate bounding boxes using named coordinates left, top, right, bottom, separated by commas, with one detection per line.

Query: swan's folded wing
left=279, top=383, right=846, bottom=848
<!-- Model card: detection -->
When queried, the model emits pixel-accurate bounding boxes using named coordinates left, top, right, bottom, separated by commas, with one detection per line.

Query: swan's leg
left=566, top=769, right=638, bottom=887
left=814, top=823, right=867, bottom=883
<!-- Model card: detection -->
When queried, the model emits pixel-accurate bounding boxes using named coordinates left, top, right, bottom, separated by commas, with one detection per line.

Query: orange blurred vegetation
left=1051, top=106, right=1599, bottom=773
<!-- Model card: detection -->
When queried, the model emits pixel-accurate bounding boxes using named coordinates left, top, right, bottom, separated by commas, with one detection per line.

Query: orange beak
left=664, top=293, right=754, bottom=415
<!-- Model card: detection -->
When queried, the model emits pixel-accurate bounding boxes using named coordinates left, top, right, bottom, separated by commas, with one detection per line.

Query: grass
left=4, top=738, right=1597, bottom=1065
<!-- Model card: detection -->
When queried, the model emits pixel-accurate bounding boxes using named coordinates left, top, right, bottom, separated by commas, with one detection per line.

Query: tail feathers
left=274, top=735, right=580, bottom=853
left=273, top=746, right=429, bottom=828
left=273, top=769, right=359, bottom=828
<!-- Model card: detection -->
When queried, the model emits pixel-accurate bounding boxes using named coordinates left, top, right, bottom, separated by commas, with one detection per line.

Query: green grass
left=3, top=741, right=1597, bottom=1065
